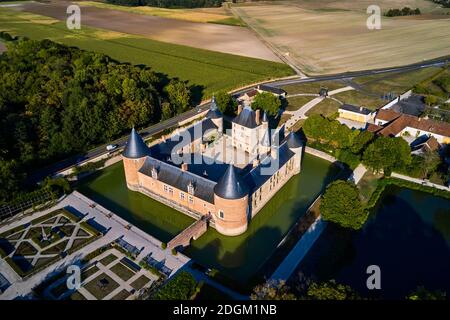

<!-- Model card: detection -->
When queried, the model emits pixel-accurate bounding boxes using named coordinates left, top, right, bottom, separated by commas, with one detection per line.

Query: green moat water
left=78, top=153, right=340, bottom=283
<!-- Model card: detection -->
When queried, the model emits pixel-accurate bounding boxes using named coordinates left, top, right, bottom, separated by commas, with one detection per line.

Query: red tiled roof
left=375, top=109, right=402, bottom=122
left=366, top=123, right=383, bottom=133
left=377, top=111, right=450, bottom=138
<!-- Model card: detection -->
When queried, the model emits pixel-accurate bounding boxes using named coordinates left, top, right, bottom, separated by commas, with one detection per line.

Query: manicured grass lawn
left=110, top=262, right=136, bottom=282
left=333, top=90, right=385, bottom=110
left=282, top=80, right=344, bottom=95
left=131, top=275, right=151, bottom=291
left=357, top=171, right=383, bottom=204
left=81, top=265, right=100, bottom=282
left=286, top=96, right=314, bottom=111
left=0, top=8, right=293, bottom=98
left=305, top=98, right=341, bottom=117
left=69, top=291, right=87, bottom=300
left=111, top=289, right=131, bottom=300
left=99, top=253, right=118, bottom=267
left=84, top=273, right=120, bottom=300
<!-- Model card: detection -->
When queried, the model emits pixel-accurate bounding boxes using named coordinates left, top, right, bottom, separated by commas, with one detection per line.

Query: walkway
left=0, top=192, right=190, bottom=299
left=167, top=215, right=210, bottom=250
left=391, top=172, right=450, bottom=192
left=285, top=86, right=354, bottom=129
left=270, top=218, right=326, bottom=282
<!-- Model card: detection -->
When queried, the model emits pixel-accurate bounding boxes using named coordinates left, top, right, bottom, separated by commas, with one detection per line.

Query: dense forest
left=105, top=0, right=224, bottom=8
left=0, top=36, right=192, bottom=203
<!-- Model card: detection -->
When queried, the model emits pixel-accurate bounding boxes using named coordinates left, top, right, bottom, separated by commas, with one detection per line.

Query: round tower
left=213, top=164, right=249, bottom=236
left=122, top=128, right=150, bottom=191
left=205, top=96, right=223, bottom=133
left=286, top=131, right=303, bottom=175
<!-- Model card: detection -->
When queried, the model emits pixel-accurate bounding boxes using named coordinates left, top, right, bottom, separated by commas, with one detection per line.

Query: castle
left=122, top=98, right=303, bottom=236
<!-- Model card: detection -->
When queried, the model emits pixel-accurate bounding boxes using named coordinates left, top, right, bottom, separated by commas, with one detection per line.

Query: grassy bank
left=0, top=8, right=293, bottom=98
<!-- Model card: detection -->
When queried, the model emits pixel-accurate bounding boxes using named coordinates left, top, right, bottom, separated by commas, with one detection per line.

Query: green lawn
left=333, top=90, right=385, bottom=110
left=99, top=253, right=118, bottom=267
left=353, top=67, right=444, bottom=96
left=110, top=262, right=136, bottom=281
left=0, top=8, right=293, bottom=98
left=305, top=98, right=341, bottom=117
left=281, top=80, right=345, bottom=95
left=286, top=96, right=314, bottom=111
left=130, top=275, right=151, bottom=291
left=84, top=273, right=120, bottom=300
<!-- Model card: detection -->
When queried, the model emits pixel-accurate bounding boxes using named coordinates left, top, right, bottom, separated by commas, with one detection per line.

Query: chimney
left=237, top=105, right=243, bottom=115
left=253, top=158, right=260, bottom=168
left=181, top=163, right=188, bottom=171
left=255, top=109, right=261, bottom=125
left=161, top=135, right=166, bottom=142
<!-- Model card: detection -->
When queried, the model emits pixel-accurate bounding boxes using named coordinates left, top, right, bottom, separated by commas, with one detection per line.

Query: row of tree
left=0, top=37, right=192, bottom=203
left=303, top=114, right=412, bottom=173
left=251, top=278, right=446, bottom=300
left=106, top=0, right=223, bottom=8
left=385, top=7, right=421, bottom=17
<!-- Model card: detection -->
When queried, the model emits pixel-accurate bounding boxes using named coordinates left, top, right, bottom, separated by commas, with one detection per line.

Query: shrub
left=153, top=271, right=197, bottom=300
left=161, top=242, right=167, bottom=249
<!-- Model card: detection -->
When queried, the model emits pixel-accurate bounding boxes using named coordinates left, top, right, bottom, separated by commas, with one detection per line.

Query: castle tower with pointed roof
left=213, top=164, right=249, bottom=236
left=205, top=96, right=223, bottom=133
left=123, top=128, right=150, bottom=190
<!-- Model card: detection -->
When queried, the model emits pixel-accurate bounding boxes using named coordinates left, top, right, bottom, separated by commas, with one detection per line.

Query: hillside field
left=0, top=8, right=294, bottom=98
left=233, top=0, right=450, bottom=75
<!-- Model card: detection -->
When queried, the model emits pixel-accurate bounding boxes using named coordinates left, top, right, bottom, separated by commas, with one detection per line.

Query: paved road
left=29, top=57, right=449, bottom=183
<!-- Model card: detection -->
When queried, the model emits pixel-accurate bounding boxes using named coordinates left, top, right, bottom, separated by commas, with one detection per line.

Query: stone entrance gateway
left=167, top=215, right=211, bottom=250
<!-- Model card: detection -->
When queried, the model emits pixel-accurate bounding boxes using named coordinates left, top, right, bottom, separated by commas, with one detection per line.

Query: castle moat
left=78, top=153, right=340, bottom=283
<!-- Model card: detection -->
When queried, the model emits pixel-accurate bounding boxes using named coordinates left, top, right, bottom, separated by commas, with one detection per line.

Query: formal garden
left=0, top=208, right=102, bottom=278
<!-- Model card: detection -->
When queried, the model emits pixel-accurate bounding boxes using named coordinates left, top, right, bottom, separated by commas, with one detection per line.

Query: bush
left=320, top=180, right=367, bottom=230
left=171, top=248, right=178, bottom=256
left=161, top=242, right=167, bottom=249
left=153, top=271, right=197, bottom=300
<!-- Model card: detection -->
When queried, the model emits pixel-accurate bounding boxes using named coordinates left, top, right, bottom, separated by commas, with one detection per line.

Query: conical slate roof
left=205, top=96, right=222, bottom=119
left=123, top=128, right=150, bottom=159
left=214, top=164, right=249, bottom=199
left=287, top=131, right=303, bottom=149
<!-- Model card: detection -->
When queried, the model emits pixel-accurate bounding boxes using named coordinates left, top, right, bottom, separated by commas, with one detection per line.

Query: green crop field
left=0, top=8, right=293, bottom=98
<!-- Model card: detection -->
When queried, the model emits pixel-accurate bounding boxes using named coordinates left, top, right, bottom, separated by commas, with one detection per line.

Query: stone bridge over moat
left=167, top=215, right=211, bottom=250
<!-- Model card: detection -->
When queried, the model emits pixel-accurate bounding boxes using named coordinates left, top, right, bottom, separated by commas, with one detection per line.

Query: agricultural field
left=76, top=1, right=246, bottom=26
left=233, top=0, right=450, bottom=75
left=0, top=7, right=293, bottom=98
left=16, top=1, right=279, bottom=62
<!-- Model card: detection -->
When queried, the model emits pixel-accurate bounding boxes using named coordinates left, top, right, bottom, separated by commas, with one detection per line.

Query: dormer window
left=151, top=166, right=158, bottom=179
left=187, top=181, right=195, bottom=195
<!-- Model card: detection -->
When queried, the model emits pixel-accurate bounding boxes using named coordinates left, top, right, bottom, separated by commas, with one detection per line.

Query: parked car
left=106, top=144, right=118, bottom=151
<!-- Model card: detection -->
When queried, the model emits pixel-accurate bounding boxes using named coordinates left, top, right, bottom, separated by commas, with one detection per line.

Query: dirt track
left=18, top=1, right=280, bottom=62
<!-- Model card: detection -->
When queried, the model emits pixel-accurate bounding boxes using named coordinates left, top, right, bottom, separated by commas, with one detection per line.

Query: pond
left=78, top=153, right=340, bottom=284
left=295, top=185, right=450, bottom=299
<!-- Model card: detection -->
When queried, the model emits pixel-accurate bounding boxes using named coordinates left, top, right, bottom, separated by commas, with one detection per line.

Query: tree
left=362, top=136, right=411, bottom=174
left=251, top=92, right=281, bottom=116
left=165, top=79, right=191, bottom=114
left=306, top=280, right=360, bottom=300
left=407, top=286, right=446, bottom=300
left=153, top=271, right=197, bottom=300
left=251, top=280, right=297, bottom=300
left=320, top=180, right=366, bottom=230
left=419, top=150, right=441, bottom=178
left=0, top=159, right=23, bottom=202
left=425, top=95, right=438, bottom=106
left=215, top=91, right=236, bottom=116
left=350, top=130, right=374, bottom=154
